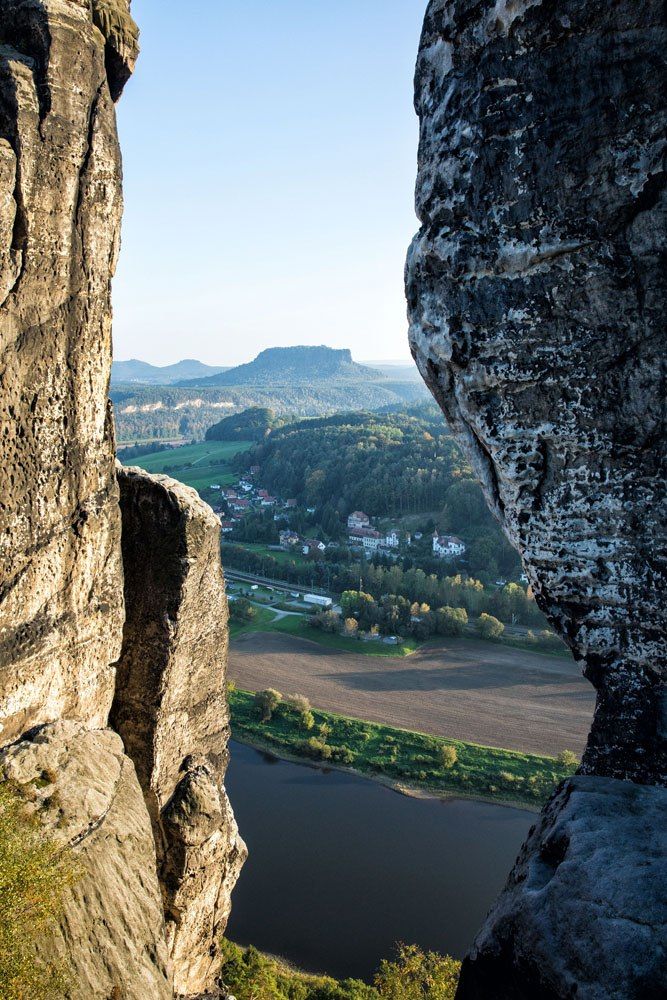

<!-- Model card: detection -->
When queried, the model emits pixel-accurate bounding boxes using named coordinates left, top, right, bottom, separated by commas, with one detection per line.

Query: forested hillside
left=232, top=405, right=520, bottom=578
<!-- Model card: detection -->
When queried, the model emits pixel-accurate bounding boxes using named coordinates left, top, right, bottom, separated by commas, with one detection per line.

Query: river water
left=225, top=741, right=533, bottom=982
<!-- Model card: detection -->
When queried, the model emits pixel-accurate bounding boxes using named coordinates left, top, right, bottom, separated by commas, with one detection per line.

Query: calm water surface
left=225, top=741, right=533, bottom=982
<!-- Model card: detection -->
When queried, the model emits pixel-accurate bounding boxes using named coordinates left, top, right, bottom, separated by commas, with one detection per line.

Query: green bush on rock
left=0, top=782, right=79, bottom=999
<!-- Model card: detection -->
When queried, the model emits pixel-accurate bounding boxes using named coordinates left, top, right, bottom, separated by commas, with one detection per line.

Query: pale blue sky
left=113, top=0, right=427, bottom=366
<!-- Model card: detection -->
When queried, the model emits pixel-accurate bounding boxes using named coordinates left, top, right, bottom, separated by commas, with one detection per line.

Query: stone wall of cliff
left=112, top=467, right=247, bottom=996
left=407, top=1, right=666, bottom=996
left=0, top=3, right=243, bottom=996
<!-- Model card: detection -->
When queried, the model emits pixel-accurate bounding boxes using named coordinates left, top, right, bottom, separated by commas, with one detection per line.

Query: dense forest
left=232, top=406, right=521, bottom=579
left=112, top=381, right=427, bottom=443
left=206, top=406, right=277, bottom=442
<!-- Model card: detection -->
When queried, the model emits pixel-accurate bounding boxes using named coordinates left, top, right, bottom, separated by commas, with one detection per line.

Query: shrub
left=0, top=782, right=79, bottom=999
left=438, top=745, right=458, bottom=769
left=286, top=694, right=311, bottom=715
left=300, top=710, right=315, bottom=732
left=434, top=606, right=468, bottom=637
left=300, top=738, right=333, bottom=761
left=254, top=688, right=282, bottom=722
left=476, top=613, right=505, bottom=640
left=231, top=597, right=257, bottom=622
left=332, top=747, right=355, bottom=766
left=374, top=944, right=460, bottom=1000
left=556, top=749, right=579, bottom=770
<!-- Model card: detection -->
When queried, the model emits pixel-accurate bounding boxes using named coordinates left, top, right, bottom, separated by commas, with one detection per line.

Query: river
left=225, top=741, right=533, bottom=982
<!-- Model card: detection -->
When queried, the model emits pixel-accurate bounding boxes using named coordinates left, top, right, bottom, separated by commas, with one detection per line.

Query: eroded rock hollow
left=0, top=2, right=243, bottom=996
left=408, top=1, right=666, bottom=996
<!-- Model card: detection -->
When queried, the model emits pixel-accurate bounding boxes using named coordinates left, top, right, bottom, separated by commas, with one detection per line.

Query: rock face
left=0, top=3, right=243, bottom=996
left=0, top=721, right=173, bottom=999
left=407, top=0, right=666, bottom=785
left=0, top=0, right=130, bottom=744
left=456, top=776, right=667, bottom=999
left=407, top=2, right=666, bottom=995
left=112, top=467, right=247, bottom=997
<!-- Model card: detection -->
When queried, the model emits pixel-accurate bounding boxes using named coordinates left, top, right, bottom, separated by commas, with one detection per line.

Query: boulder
left=457, top=777, right=667, bottom=999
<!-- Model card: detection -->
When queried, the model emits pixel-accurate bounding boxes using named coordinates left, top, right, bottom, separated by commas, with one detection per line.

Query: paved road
left=228, top=632, right=595, bottom=757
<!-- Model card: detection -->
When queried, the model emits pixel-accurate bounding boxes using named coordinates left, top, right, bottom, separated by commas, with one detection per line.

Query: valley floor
left=228, top=632, right=594, bottom=758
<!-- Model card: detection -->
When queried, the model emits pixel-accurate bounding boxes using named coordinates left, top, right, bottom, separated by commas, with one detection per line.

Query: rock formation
left=0, top=721, right=173, bottom=999
left=112, top=467, right=247, bottom=996
left=407, top=1, right=666, bottom=995
left=0, top=2, right=243, bottom=996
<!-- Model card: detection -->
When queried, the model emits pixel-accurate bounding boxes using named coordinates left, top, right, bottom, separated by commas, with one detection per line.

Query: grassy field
left=228, top=688, right=575, bottom=809
left=271, top=614, right=421, bottom=657
left=232, top=542, right=311, bottom=568
left=130, top=440, right=251, bottom=492
left=230, top=603, right=423, bottom=658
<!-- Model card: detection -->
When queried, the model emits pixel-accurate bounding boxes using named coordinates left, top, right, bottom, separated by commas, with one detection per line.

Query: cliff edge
left=0, top=2, right=243, bottom=995
left=408, top=1, right=666, bottom=996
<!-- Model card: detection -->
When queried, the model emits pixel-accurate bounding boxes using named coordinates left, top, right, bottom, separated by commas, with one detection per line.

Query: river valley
left=225, top=741, right=533, bottom=982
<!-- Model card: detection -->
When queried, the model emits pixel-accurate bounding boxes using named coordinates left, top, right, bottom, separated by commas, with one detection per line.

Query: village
left=206, top=465, right=468, bottom=565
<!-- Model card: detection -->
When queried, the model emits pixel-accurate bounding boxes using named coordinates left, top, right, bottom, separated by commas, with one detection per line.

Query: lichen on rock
left=407, top=1, right=666, bottom=996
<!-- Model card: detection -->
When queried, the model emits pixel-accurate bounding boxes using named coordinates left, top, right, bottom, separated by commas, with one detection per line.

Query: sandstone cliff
left=112, top=467, right=247, bottom=996
left=408, top=1, right=666, bottom=995
left=0, top=2, right=243, bottom=996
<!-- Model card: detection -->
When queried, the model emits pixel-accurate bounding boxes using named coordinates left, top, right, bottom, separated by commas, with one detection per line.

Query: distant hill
left=177, top=346, right=381, bottom=387
left=111, top=358, right=229, bottom=385
left=206, top=407, right=276, bottom=443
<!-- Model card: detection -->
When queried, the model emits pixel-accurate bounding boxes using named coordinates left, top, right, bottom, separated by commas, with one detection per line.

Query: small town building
left=219, top=520, right=234, bottom=533
left=302, top=539, right=326, bottom=557
left=304, top=593, right=333, bottom=608
left=279, top=529, right=300, bottom=549
left=284, top=498, right=297, bottom=508
left=432, top=533, right=466, bottom=559
left=348, top=510, right=371, bottom=530
left=383, top=530, right=400, bottom=548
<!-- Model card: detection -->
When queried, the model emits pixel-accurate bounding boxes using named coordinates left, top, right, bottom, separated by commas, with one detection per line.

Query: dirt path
left=228, top=633, right=595, bottom=757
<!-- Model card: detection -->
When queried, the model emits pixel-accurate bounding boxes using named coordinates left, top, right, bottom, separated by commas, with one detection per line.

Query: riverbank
left=228, top=688, right=576, bottom=809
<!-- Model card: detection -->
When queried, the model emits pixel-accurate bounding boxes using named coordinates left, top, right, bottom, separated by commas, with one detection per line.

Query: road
left=228, top=632, right=595, bottom=757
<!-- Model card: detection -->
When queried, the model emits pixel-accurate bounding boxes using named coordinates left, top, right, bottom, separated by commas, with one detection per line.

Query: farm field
left=228, top=688, right=577, bottom=809
left=129, top=440, right=252, bottom=492
left=228, top=630, right=594, bottom=757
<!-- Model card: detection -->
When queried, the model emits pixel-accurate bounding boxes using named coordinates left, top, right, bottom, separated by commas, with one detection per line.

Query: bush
left=438, top=745, right=458, bottom=769
left=286, top=694, right=311, bottom=714
left=299, top=737, right=334, bottom=761
left=374, top=944, right=460, bottom=1000
left=0, top=782, right=79, bottom=999
left=476, top=613, right=505, bottom=640
left=254, top=688, right=282, bottom=722
left=434, top=606, right=468, bottom=637
left=231, top=597, right=257, bottom=622
left=556, top=749, right=579, bottom=770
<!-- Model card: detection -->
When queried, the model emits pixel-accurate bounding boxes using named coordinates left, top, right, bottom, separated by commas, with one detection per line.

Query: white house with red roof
left=432, top=533, right=466, bottom=559
left=347, top=510, right=371, bottom=530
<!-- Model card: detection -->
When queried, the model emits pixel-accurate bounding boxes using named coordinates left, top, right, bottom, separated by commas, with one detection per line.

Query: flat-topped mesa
left=112, top=467, right=247, bottom=998
left=407, top=0, right=666, bottom=786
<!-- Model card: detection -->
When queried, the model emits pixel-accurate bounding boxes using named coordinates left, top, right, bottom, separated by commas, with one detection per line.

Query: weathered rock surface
left=408, top=3, right=666, bottom=996
left=457, top=776, right=667, bottom=999
left=0, top=0, right=137, bottom=742
left=407, top=0, right=666, bottom=784
left=0, top=721, right=172, bottom=999
left=112, top=467, right=247, bottom=997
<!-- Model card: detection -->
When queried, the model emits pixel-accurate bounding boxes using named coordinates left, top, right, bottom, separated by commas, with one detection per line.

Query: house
left=348, top=527, right=382, bottom=549
left=261, top=496, right=277, bottom=507
left=432, top=533, right=466, bottom=559
left=230, top=498, right=250, bottom=511
left=210, top=484, right=221, bottom=491
left=258, top=489, right=270, bottom=500
left=219, top=520, right=234, bottom=533
left=302, top=539, right=326, bottom=557
left=348, top=511, right=371, bottom=530
left=384, top=530, right=400, bottom=548
left=249, top=465, right=260, bottom=476
left=306, top=506, right=316, bottom=514
left=284, top=498, right=297, bottom=508
left=279, top=530, right=300, bottom=549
